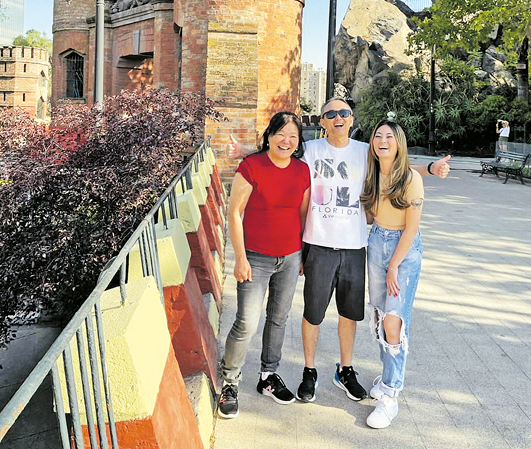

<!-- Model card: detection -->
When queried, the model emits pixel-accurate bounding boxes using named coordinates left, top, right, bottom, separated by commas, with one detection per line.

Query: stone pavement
left=211, top=157, right=531, bottom=449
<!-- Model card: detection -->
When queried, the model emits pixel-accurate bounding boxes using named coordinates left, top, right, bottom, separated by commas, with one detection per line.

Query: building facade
left=0, top=0, right=24, bottom=46
left=301, top=62, right=326, bottom=115
left=52, top=0, right=305, bottom=181
left=0, top=46, right=49, bottom=118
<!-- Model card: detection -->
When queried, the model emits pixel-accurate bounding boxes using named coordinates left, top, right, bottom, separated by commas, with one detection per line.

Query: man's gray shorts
left=302, top=243, right=366, bottom=325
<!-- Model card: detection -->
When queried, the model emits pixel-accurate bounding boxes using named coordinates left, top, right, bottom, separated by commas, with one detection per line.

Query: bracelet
left=427, top=161, right=434, bottom=175
left=388, top=267, right=398, bottom=272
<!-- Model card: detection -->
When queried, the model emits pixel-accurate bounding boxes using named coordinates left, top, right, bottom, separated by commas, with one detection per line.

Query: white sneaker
left=366, top=394, right=398, bottom=429
left=370, top=376, right=383, bottom=400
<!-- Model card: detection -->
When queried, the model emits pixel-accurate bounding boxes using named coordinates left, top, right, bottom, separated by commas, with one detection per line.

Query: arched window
left=65, top=52, right=84, bottom=98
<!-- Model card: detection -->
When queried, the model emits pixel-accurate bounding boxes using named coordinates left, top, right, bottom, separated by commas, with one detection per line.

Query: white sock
left=261, top=372, right=273, bottom=381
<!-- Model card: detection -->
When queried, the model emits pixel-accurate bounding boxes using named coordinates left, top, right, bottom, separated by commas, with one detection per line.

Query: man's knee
left=303, top=310, right=325, bottom=326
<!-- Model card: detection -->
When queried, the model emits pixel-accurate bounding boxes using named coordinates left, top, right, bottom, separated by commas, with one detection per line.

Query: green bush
left=354, top=62, right=531, bottom=155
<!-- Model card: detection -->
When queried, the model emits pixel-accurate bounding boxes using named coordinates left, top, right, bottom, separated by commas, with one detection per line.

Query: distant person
left=218, top=112, right=311, bottom=419
left=227, top=99, right=451, bottom=409
left=360, top=120, right=425, bottom=429
left=496, top=120, right=510, bottom=151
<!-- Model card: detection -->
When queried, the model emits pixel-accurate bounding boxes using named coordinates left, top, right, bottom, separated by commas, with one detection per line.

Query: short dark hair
left=320, top=97, right=352, bottom=116
left=259, top=111, right=304, bottom=159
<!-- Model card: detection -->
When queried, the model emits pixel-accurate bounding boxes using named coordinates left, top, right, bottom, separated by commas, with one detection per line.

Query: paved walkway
left=211, top=158, right=531, bottom=449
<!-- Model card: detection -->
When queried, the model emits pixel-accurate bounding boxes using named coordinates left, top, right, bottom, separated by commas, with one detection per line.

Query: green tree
left=300, top=96, right=314, bottom=114
left=409, top=0, right=530, bottom=102
left=13, top=29, right=53, bottom=55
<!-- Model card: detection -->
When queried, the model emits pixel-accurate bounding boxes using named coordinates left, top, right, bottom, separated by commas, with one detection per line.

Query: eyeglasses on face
left=321, top=109, right=352, bottom=119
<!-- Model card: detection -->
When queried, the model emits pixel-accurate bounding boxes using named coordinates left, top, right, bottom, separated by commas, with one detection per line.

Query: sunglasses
left=321, top=109, right=352, bottom=119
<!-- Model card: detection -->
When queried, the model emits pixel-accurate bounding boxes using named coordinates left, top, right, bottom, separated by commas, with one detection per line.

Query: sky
left=302, top=0, right=351, bottom=70
left=24, top=0, right=53, bottom=38
left=24, top=0, right=349, bottom=70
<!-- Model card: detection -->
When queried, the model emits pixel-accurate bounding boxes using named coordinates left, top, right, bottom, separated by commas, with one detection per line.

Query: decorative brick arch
left=59, top=49, right=86, bottom=99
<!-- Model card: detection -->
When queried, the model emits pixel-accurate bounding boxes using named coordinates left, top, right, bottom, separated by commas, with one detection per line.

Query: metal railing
left=0, top=139, right=210, bottom=448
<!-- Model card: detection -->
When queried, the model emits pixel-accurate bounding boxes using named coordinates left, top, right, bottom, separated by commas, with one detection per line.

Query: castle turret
left=0, top=46, right=50, bottom=118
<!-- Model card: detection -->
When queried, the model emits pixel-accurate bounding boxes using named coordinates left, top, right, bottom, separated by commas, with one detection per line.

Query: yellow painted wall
left=58, top=276, right=170, bottom=422
left=128, top=219, right=191, bottom=287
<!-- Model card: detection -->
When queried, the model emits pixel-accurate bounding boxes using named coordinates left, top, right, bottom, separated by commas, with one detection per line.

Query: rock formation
left=335, top=0, right=516, bottom=103
left=334, top=0, right=417, bottom=103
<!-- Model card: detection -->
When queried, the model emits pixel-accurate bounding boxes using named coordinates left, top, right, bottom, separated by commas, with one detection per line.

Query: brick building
left=0, top=46, right=49, bottom=119
left=52, top=0, right=305, bottom=181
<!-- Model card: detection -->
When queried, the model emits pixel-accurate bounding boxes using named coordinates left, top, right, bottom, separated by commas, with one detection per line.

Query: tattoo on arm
left=411, top=198, right=424, bottom=210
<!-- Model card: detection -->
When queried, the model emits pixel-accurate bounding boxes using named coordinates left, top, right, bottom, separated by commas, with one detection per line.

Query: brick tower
left=52, top=0, right=305, bottom=181
left=0, top=46, right=49, bottom=118
left=204, top=0, right=305, bottom=179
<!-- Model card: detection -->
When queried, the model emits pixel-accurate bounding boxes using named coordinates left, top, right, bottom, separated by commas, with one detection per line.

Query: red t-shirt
left=236, top=151, right=311, bottom=256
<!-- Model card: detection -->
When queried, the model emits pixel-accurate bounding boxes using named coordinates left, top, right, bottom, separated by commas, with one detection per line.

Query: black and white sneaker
left=256, top=373, right=296, bottom=404
left=218, top=383, right=239, bottom=418
left=296, top=367, right=318, bottom=402
left=333, top=363, right=367, bottom=401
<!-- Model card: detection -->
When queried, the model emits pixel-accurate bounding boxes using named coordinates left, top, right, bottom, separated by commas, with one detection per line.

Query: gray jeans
left=220, top=250, right=301, bottom=384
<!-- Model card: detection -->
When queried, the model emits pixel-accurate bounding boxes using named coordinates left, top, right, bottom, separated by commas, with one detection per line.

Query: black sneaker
left=333, top=363, right=367, bottom=401
left=218, top=383, right=239, bottom=418
left=296, top=367, right=318, bottom=402
left=256, top=373, right=296, bottom=404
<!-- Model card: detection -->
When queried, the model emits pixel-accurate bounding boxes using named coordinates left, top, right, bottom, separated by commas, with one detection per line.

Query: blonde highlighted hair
left=360, top=120, right=413, bottom=215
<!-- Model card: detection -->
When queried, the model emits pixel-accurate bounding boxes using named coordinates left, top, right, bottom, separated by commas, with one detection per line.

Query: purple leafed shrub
left=0, top=88, right=225, bottom=349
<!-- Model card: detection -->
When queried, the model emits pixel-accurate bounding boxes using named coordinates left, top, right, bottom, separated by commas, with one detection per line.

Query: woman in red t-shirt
left=218, top=112, right=311, bottom=419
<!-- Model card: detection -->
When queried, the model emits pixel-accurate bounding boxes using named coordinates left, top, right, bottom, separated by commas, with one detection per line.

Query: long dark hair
left=258, top=111, right=304, bottom=159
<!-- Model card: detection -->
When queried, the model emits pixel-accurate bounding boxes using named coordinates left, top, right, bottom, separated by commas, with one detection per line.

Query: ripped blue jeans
left=367, top=223, right=423, bottom=398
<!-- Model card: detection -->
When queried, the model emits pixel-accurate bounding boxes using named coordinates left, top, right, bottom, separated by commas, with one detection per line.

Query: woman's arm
left=228, top=173, right=254, bottom=282
left=386, top=176, right=424, bottom=297
left=412, top=155, right=451, bottom=179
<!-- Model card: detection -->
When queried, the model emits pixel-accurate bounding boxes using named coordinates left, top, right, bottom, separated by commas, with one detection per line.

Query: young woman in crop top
left=360, top=120, right=424, bottom=429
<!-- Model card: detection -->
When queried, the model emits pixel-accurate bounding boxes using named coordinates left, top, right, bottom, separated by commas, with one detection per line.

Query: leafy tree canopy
left=13, top=29, right=52, bottom=55
left=409, top=0, right=530, bottom=57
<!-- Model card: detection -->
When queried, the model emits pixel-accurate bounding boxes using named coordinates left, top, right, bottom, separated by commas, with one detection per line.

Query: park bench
left=479, top=151, right=529, bottom=184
